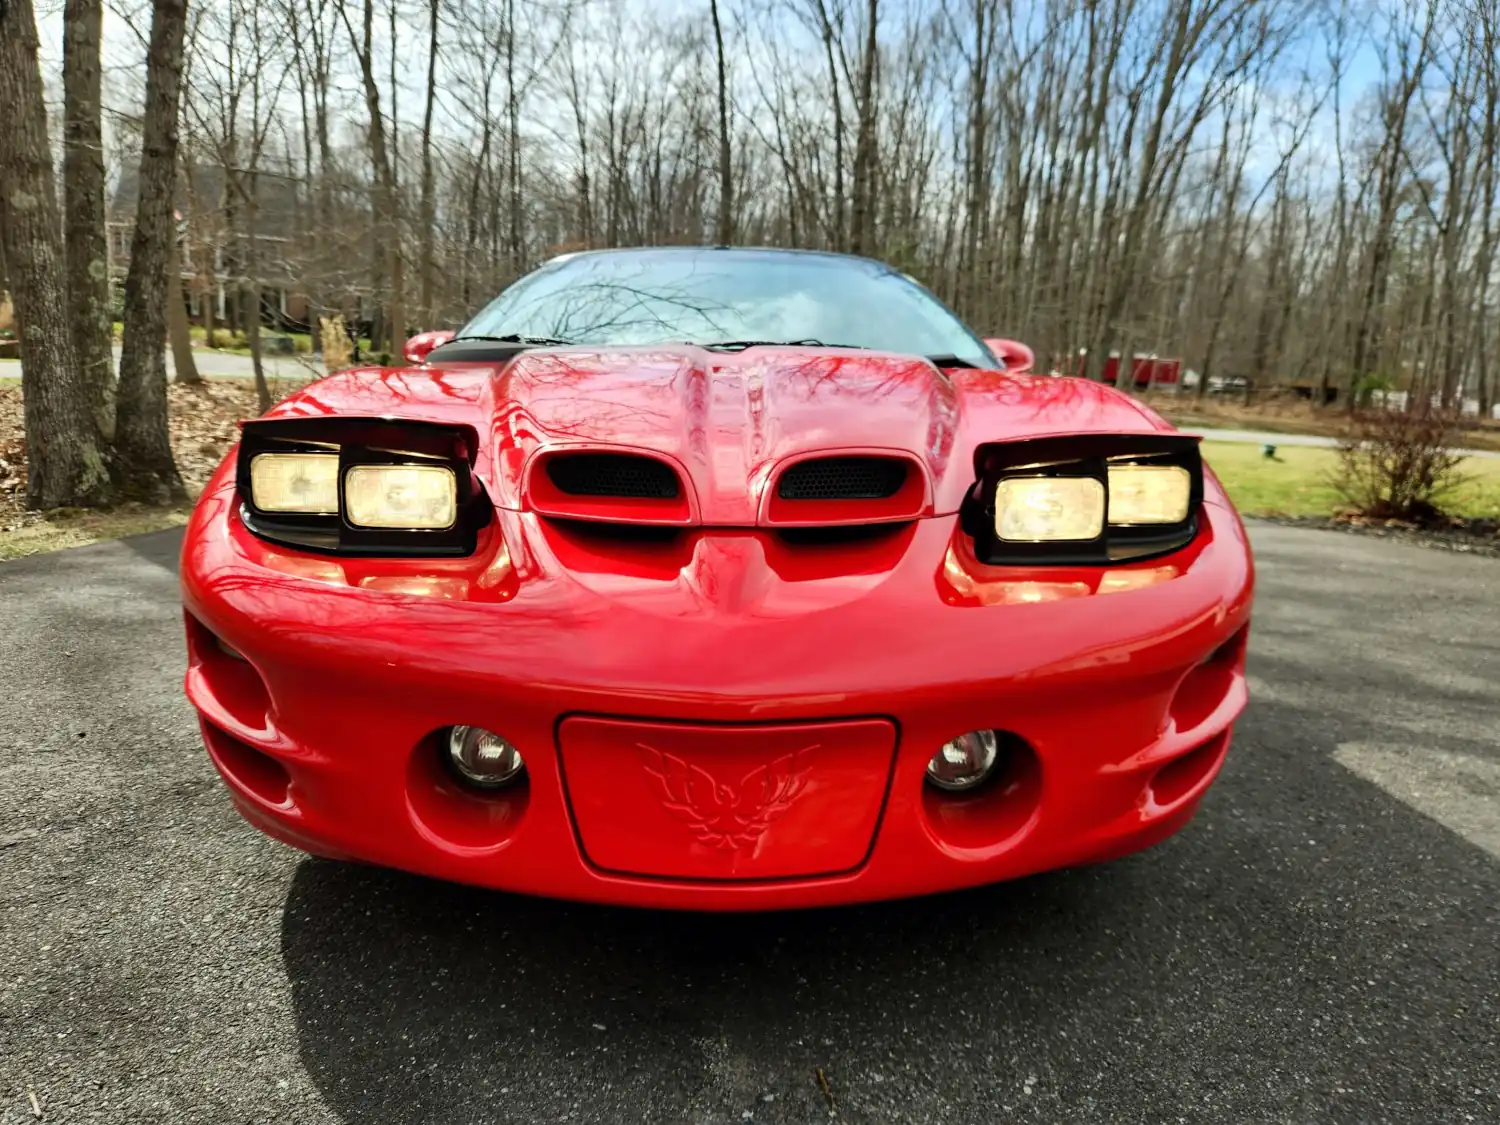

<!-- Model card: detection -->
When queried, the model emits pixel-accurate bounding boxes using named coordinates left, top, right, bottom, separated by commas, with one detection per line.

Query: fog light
left=445, top=725, right=525, bottom=788
left=926, top=730, right=1001, bottom=792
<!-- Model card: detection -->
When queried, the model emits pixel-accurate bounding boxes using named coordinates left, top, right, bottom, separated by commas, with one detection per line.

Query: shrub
left=1332, top=403, right=1465, bottom=523
left=292, top=334, right=312, bottom=354
left=319, top=317, right=353, bottom=372
left=208, top=328, right=234, bottom=349
left=1354, top=370, right=1397, bottom=409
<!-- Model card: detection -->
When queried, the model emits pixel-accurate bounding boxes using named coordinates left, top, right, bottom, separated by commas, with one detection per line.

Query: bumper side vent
left=778, top=456, right=908, bottom=500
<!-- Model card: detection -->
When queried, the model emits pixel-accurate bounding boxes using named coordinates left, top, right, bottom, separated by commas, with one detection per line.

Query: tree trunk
left=348, top=0, right=398, bottom=357
left=202, top=269, right=216, bottom=340
left=114, top=0, right=189, bottom=502
left=848, top=0, right=879, bottom=256
left=62, top=0, right=116, bottom=444
left=168, top=233, right=201, bottom=384
left=0, top=0, right=113, bottom=508
left=418, top=0, right=439, bottom=323
left=504, top=0, right=521, bottom=276
left=709, top=0, right=732, bottom=245
left=389, top=250, right=406, bottom=365
left=813, top=0, right=845, bottom=250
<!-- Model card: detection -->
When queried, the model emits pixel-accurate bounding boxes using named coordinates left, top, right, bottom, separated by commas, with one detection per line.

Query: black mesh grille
left=777, top=457, right=908, bottom=500
left=546, top=454, right=680, bottom=499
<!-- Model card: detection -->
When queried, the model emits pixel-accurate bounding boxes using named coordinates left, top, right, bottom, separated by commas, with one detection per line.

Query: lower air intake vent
left=546, top=453, right=680, bottom=499
left=778, top=457, right=909, bottom=501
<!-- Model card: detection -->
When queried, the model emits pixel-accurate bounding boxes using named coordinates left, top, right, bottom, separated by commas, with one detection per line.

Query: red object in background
left=983, top=337, right=1035, bottom=373
left=402, top=329, right=455, bottom=365
left=180, top=253, right=1252, bottom=912
left=1074, top=353, right=1182, bottom=387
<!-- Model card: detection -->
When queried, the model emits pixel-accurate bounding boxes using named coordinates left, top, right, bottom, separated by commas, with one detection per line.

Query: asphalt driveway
left=1, top=524, right=1497, bottom=1124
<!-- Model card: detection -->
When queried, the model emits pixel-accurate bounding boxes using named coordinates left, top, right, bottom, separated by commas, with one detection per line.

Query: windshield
left=457, top=250, right=997, bottom=368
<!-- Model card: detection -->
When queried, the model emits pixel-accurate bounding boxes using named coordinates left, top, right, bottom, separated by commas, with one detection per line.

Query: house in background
left=107, top=164, right=312, bottom=331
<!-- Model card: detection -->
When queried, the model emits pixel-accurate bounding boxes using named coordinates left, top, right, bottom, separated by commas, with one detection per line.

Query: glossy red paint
left=180, top=341, right=1254, bottom=911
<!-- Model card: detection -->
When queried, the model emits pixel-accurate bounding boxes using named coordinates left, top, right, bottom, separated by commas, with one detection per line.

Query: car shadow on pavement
left=278, top=685, right=1500, bottom=1125
left=120, top=525, right=187, bottom=572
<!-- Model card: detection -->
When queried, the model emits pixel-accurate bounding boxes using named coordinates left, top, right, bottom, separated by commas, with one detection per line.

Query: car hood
left=264, top=344, right=1174, bottom=521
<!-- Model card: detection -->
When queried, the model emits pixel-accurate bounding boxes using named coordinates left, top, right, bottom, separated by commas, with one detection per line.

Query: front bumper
left=181, top=471, right=1253, bottom=911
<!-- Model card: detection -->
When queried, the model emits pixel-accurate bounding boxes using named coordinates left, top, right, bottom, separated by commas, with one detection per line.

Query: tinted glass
left=458, top=250, right=996, bottom=367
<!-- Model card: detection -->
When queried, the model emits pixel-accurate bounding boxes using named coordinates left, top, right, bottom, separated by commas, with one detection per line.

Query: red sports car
left=180, top=246, right=1253, bottom=911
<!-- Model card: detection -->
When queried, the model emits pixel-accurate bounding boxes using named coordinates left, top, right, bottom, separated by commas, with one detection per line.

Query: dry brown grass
left=0, top=376, right=310, bottom=561
left=319, top=316, right=353, bottom=372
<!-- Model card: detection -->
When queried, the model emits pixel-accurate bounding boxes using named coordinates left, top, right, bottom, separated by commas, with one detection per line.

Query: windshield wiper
left=694, top=338, right=879, bottom=352
left=446, top=333, right=575, bottom=346
left=925, top=354, right=982, bottom=369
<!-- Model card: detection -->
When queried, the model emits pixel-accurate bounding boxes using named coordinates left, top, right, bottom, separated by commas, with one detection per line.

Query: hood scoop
left=546, top=452, right=682, bottom=499
left=527, top=448, right=696, bottom=526
left=776, top=456, right=910, bottom=500
left=489, top=344, right=955, bottom=526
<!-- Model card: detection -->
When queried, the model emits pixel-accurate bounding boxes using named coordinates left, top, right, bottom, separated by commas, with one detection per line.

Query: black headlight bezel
left=235, top=417, right=492, bottom=557
left=961, top=434, right=1204, bottom=566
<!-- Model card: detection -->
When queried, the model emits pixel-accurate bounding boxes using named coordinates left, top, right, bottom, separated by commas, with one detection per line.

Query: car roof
left=539, top=245, right=894, bottom=275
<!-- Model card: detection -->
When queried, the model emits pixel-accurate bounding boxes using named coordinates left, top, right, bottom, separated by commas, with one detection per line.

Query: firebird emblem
left=635, top=743, right=818, bottom=852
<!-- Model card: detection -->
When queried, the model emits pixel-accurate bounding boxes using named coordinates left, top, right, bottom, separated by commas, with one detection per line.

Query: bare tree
left=114, top=0, right=191, bottom=502
left=0, top=0, right=113, bottom=508
left=709, top=0, right=732, bottom=245
left=62, top=0, right=119, bottom=439
left=32, top=0, right=1500, bottom=423
left=342, top=0, right=403, bottom=359
left=418, top=0, right=440, bottom=322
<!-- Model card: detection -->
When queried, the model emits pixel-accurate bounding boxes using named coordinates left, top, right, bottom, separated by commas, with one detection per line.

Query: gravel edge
left=1245, top=514, right=1500, bottom=559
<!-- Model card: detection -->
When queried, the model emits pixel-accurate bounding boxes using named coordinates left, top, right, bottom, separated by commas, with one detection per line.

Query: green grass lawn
left=1202, top=439, right=1500, bottom=520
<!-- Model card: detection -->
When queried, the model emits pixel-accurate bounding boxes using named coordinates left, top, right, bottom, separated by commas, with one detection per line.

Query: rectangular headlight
left=249, top=453, right=339, bottom=513
left=1107, top=464, right=1191, bottom=525
left=994, top=476, right=1105, bottom=542
left=344, top=464, right=457, bottom=529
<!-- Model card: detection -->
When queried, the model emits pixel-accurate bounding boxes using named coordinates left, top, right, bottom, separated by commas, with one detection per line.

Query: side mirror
left=983, top=338, right=1035, bottom=374
left=403, top=330, right=455, bottom=366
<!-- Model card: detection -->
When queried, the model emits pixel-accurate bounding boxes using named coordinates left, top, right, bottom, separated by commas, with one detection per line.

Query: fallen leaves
left=0, top=376, right=309, bottom=556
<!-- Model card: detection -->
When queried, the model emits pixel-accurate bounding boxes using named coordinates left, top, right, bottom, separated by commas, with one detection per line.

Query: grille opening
left=546, top=453, right=680, bottom=499
left=775, top=522, right=912, bottom=546
left=778, top=457, right=908, bottom=500
left=548, top=518, right=685, bottom=544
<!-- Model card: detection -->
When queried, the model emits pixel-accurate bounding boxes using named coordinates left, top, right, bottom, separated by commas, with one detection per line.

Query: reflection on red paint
left=937, top=514, right=1201, bottom=609
left=358, top=575, right=471, bottom=600
left=1097, top=565, right=1180, bottom=595
left=259, top=549, right=349, bottom=585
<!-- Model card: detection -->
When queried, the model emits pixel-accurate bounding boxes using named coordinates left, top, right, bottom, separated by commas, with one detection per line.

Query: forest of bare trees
left=159, top=0, right=1499, bottom=406
left=2, top=0, right=1499, bottom=509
